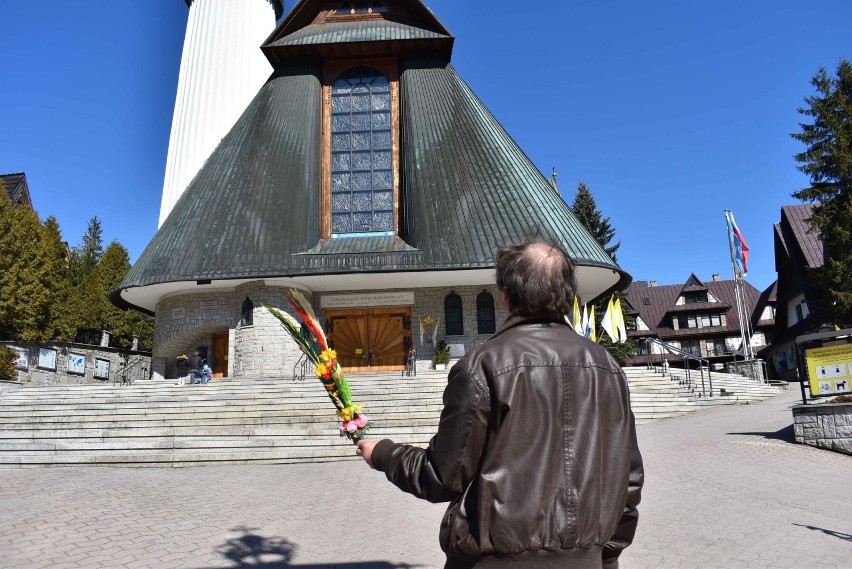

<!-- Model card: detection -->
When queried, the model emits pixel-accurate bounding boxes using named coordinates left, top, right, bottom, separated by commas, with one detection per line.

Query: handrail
left=293, top=353, right=312, bottom=381
left=403, top=349, right=417, bottom=378
left=642, top=338, right=713, bottom=397
left=114, top=354, right=149, bottom=386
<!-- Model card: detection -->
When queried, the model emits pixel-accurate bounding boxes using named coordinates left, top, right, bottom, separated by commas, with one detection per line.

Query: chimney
left=712, top=273, right=721, bottom=282
left=650, top=279, right=657, bottom=287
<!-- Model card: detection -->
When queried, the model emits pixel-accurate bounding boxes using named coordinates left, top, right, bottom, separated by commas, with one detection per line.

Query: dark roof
left=185, top=0, right=284, bottom=20
left=780, top=205, right=823, bottom=269
left=626, top=277, right=763, bottom=340
left=268, top=20, right=450, bottom=47
left=262, top=0, right=454, bottom=66
left=1, top=172, right=32, bottom=208
left=117, top=56, right=627, bottom=307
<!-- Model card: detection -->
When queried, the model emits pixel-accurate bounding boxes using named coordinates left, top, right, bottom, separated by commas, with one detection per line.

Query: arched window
left=476, top=291, right=496, bottom=335
left=330, top=67, right=393, bottom=236
left=240, top=297, right=254, bottom=327
left=444, top=293, right=464, bottom=336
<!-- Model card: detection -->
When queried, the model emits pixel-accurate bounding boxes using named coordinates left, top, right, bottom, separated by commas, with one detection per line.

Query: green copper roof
left=117, top=56, right=628, bottom=311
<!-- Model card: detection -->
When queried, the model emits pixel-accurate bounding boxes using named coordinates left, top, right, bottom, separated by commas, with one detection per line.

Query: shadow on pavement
left=199, top=525, right=424, bottom=569
left=727, top=424, right=796, bottom=442
left=793, top=523, right=852, bottom=542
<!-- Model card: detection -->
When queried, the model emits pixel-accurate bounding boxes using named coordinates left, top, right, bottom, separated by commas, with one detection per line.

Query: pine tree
left=792, top=58, right=852, bottom=326
left=571, top=181, right=620, bottom=261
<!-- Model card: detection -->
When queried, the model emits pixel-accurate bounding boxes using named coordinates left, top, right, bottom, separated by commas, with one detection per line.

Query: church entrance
left=325, top=308, right=411, bottom=373
left=212, top=333, right=229, bottom=378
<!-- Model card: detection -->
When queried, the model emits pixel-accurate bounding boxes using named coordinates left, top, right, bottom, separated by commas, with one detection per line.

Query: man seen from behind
left=357, top=240, right=644, bottom=568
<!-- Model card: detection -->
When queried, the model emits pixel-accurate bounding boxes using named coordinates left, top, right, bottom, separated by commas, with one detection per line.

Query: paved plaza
left=0, top=387, right=849, bottom=569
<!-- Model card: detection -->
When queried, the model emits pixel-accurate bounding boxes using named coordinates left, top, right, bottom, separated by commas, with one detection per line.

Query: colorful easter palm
left=264, top=289, right=370, bottom=443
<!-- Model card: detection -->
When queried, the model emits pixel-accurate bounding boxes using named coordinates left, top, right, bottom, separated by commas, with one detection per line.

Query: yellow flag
left=572, top=296, right=582, bottom=334
left=589, top=305, right=596, bottom=342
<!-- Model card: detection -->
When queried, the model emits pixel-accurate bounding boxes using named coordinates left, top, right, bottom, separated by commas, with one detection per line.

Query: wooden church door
left=326, top=308, right=411, bottom=372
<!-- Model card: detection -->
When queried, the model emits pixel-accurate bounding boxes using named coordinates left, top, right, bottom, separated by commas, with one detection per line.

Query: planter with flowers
left=432, top=340, right=451, bottom=371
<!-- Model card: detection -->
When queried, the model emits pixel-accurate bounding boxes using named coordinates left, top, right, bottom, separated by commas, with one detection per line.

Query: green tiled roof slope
left=120, top=58, right=626, bottom=295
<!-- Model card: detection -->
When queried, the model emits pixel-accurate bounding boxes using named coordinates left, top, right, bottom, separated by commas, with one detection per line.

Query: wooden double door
left=326, top=308, right=411, bottom=372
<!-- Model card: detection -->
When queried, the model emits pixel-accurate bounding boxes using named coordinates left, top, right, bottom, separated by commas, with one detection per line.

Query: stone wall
left=792, top=403, right=852, bottom=456
left=152, top=281, right=508, bottom=379
left=1, top=341, right=151, bottom=386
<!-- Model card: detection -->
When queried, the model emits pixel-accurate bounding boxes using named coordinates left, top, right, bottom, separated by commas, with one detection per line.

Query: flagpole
left=725, top=210, right=751, bottom=360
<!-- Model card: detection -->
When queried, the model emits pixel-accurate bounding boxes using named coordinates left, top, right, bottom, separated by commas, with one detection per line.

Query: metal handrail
left=114, top=354, right=149, bottom=386
left=293, top=353, right=312, bottom=381
left=642, top=338, right=713, bottom=397
left=403, top=349, right=417, bottom=378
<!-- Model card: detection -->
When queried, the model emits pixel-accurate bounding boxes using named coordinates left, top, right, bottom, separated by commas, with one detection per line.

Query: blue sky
left=1, top=1, right=849, bottom=293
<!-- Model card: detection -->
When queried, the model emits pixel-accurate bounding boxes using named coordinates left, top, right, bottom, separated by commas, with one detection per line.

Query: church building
left=113, top=0, right=630, bottom=380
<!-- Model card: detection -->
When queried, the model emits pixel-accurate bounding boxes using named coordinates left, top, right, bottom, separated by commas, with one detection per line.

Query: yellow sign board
left=804, top=344, right=852, bottom=396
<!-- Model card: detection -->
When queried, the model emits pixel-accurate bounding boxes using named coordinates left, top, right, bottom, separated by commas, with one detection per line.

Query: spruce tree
left=70, top=217, right=104, bottom=288
left=43, top=217, right=76, bottom=341
left=569, top=181, right=634, bottom=364
left=792, top=58, right=852, bottom=326
left=571, top=181, right=620, bottom=261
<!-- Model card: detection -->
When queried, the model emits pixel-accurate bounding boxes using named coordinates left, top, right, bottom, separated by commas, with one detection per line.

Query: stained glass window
left=331, top=67, right=394, bottom=235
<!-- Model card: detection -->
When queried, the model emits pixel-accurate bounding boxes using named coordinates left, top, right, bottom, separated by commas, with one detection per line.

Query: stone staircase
left=0, top=366, right=787, bottom=468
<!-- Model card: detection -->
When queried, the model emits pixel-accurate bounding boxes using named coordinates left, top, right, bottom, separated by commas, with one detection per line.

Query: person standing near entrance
left=176, top=354, right=190, bottom=386
left=357, top=240, right=644, bottom=568
left=188, top=351, right=203, bottom=384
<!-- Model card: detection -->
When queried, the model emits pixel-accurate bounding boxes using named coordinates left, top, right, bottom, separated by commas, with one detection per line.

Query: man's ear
left=499, top=291, right=510, bottom=313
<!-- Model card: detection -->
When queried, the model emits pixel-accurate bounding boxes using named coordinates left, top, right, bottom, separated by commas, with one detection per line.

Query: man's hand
left=356, top=439, right=378, bottom=468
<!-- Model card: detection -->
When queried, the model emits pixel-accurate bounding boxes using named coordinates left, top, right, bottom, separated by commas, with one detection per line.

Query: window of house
left=705, top=338, right=723, bottom=356
left=681, top=340, right=701, bottom=356
left=642, top=298, right=651, bottom=305
left=240, top=297, right=254, bottom=327
left=333, top=0, right=389, bottom=15
left=684, top=291, right=708, bottom=304
left=445, top=293, right=464, bottom=336
left=476, top=292, right=496, bottom=335
left=700, top=313, right=722, bottom=327
left=330, top=67, right=394, bottom=236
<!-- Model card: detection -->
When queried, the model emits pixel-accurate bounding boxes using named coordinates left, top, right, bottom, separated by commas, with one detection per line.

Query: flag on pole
left=614, top=298, right=628, bottom=343
left=725, top=210, right=750, bottom=278
left=581, top=304, right=589, bottom=338
left=601, top=296, right=617, bottom=343
left=588, top=306, right=596, bottom=342
left=572, top=296, right=582, bottom=334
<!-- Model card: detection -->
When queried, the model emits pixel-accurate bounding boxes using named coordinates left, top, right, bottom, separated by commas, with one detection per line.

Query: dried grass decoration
left=264, top=289, right=370, bottom=443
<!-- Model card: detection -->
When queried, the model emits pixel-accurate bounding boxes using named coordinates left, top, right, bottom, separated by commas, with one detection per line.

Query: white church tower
left=158, top=0, right=284, bottom=227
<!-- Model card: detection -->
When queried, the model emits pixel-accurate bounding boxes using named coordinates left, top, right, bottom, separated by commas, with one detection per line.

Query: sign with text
left=13, top=347, right=28, bottom=371
left=804, top=344, right=852, bottom=396
left=320, top=292, right=415, bottom=309
left=37, top=347, right=57, bottom=371
left=448, top=343, right=466, bottom=358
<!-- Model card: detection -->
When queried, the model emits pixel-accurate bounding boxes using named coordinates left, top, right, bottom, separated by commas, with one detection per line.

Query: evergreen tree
left=569, top=181, right=634, bottom=363
left=571, top=181, right=620, bottom=261
left=70, top=217, right=104, bottom=288
left=0, top=193, right=56, bottom=342
left=792, top=58, right=852, bottom=326
left=43, top=217, right=76, bottom=341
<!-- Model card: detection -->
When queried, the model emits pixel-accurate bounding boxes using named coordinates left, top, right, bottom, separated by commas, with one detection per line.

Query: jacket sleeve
left=370, top=365, right=490, bottom=504
left=602, top=410, right=644, bottom=569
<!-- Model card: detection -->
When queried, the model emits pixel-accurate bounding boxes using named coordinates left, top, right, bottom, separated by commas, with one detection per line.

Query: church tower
left=158, top=0, right=284, bottom=227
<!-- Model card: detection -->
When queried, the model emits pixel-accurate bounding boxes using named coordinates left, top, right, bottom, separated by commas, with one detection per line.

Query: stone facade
left=2, top=341, right=151, bottom=386
left=152, top=281, right=508, bottom=380
left=793, top=402, right=852, bottom=456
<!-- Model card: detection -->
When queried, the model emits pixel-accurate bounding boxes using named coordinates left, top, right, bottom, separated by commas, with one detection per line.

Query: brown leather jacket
left=371, top=316, right=644, bottom=567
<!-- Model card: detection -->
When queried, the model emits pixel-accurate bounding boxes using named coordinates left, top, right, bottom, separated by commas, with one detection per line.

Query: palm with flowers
left=264, top=289, right=370, bottom=443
